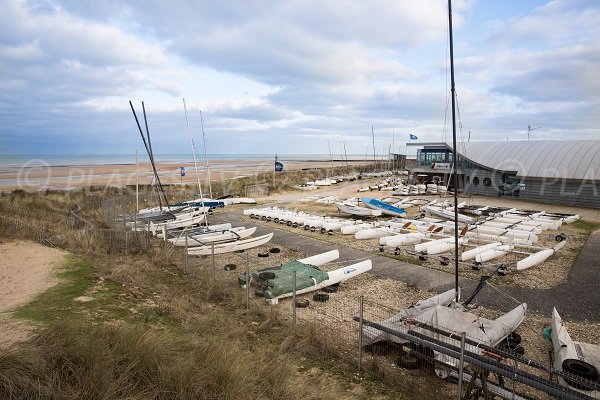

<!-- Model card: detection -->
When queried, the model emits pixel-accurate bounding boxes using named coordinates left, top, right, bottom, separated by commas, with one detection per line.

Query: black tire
left=439, top=256, right=450, bottom=266
left=328, top=230, right=334, bottom=235
left=320, top=228, right=326, bottom=234
left=223, top=263, right=237, bottom=271
left=269, top=247, right=281, bottom=254
left=286, top=221, right=292, bottom=226
left=394, top=247, right=401, bottom=256
left=505, top=332, right=522, bottom=346
left=312, top=293, right=330, bottom=302
left=379, top=245, right=385, bottom=253
left=261, top=216, right=267, bottom=221
left=292, top=222, right=298, bottom=228
left=418, top=253, right=428, bottom=261
left=472, top=262, right=482, bottom=271
left=396, top=352, right=419, bottom=370
left=556, top=233, right=567, bottom=242
left=255, top=288, right=266, bottom=297
left=563, top=359, right=599, bottom=386
left=258, top=271, right=276, bottom=280
left=249, top=214, right=255, bottom=219
left=258, top=252, right=269, bottom=258
left=310, top=226, right=316, bottom=232
left=304, top=225, right=310, bottom=230
left=273, top=218, right=279, bottom=223
left=266, top=217, right=272, bottom=222
left=497, top=267, right=508, bottom=276
left=295, top=299, right=310, bottom=308
left=322, top=284, right=339, bottom=293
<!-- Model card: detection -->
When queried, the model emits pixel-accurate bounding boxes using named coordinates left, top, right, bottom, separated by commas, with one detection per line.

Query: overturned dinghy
left=552, top=308, right=600, bottom=395
left=362, top=289, right=527, bottom=378
left=240, top=250, right=371, bottom=304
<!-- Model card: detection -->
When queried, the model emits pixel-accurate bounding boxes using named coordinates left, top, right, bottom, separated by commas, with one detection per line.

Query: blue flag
left=409, top=134, right=418, bottom=140
left=275, top=161, right=284, bottom=172
left=180, top=166, right=186, bottom=177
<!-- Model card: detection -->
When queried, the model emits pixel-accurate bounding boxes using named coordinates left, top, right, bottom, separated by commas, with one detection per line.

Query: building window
left=473, top=177, right=480, bottom=185
left=465, top=176, right=470, bottom=184
left=483, top=177, right=491, bottom=187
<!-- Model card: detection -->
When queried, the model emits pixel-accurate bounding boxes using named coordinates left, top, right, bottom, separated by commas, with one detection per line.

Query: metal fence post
left=292, top=271, right=297, bottom=326
left=211, top=243, right=216, bottom=285
left=245, top=252, right=250, bottom=309
left=358, top=295, right=364, bottom=370
left=184, top=235, right=189, bottom=274
left=457, top=331, right=466, bottom=400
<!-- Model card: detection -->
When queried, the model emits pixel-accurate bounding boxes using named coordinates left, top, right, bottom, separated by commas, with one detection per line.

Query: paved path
left=217, top=210, right=600, bottom=322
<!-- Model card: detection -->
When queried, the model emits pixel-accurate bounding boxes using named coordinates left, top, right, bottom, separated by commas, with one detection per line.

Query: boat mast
left=182, top=98, right=207, bottom=225
left=199, top=110, right=213, bottom=198
left=448, top=0, right=460, bottom=303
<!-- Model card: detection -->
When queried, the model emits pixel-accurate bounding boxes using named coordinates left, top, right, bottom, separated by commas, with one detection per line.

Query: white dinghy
left=187, top=233, right=273, bottom=256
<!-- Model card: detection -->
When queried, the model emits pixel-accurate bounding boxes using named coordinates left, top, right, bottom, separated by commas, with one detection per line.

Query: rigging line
left=454, top=93, right=468, bottom=156
left=485, top=282, right=523, bottom=306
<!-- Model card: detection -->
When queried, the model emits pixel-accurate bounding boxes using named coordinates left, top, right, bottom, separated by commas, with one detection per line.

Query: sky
left=0, top=0, right=599, bottom=156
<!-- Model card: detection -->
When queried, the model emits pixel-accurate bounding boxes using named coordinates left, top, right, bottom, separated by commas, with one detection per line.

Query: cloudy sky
left=1, top=0, right=598, bottom=156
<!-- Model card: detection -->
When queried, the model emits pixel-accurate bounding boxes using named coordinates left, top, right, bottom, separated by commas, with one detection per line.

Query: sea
left=0, top=153, right=368, bottom=168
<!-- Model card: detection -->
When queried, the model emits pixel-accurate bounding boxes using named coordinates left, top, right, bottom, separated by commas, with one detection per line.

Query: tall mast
left=199, top=110, right=213, bottom=198
left=182, top=98, right=207, bottom=224
left=371, top=125, right=376, bottom=162
left=448, top=0, right=460, bottom=303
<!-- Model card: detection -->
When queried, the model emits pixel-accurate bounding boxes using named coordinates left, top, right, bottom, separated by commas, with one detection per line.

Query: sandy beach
left=0, top=158, right=367, bottom=192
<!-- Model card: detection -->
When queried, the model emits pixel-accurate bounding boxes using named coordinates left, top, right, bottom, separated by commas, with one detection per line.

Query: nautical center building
left=405, top=140, right=600, bottom=208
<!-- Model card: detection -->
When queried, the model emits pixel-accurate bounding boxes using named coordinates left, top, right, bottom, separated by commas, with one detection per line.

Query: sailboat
left=360, top=0, right=527, bottom=378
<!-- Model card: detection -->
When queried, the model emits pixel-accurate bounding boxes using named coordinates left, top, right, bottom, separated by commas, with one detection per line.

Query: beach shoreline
left=0, top=158, right=372, bottom=192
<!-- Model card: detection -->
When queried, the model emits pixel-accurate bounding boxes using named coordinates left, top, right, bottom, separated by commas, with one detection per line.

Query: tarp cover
left=246, top=261, right=329, bottom=299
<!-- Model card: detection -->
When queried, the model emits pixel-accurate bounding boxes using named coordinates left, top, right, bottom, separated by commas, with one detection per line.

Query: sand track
left=0, top=240, right=67, bottom=348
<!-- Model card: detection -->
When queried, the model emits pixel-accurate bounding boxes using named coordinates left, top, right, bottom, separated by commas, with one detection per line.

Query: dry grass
left=0, top=189, right=421, bottom=400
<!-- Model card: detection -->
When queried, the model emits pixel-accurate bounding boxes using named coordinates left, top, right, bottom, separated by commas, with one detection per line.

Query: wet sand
left=0, top=159, right=366, bottom=192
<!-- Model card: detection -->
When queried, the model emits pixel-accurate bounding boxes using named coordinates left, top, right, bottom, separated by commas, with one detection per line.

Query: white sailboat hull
left=188, top=233, right=273, bottom=255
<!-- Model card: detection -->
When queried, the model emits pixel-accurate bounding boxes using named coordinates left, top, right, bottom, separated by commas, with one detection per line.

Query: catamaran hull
left=188, top=233, right=273, bottom=256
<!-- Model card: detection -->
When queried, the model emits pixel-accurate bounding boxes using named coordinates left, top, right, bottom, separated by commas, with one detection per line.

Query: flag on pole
left=180, top=166, right=186, bottom=177
left=409, top=134, right=418, bottom=140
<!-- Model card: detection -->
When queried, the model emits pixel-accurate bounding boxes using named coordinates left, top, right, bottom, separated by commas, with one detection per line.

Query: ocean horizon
left=0, top=153, right=375, bottom=168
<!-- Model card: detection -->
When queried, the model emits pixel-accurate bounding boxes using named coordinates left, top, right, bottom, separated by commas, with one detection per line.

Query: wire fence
left=6, top=192, right=596, bottom=400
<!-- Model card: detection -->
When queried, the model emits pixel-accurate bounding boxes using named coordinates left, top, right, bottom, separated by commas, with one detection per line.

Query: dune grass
left=0, top=188, right=438, bottom=400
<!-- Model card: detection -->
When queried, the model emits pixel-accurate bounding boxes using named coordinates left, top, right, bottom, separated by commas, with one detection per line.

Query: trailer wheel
left=555, top=233, right=567, bottom=242
left=292, top=222, right=298, bottom=228
left=439, top=256, right=450, bottom=266
left=295, top=299, right=310, bottom=308
left=394, top=247, right=402, bottom=256
left=396, top=352, right=419, bottom=370
left=287, top=221, right=292, bottom=226
left=258, top=271, right=276, bottom=280
left=379, top=245, right=385, bottom=253
left=223, top=263, right=237, bottom=271
left=273, top=218, right=279, bottom=223
left=322, top=285, right=339, bottom=293
left=563, top=359, right=599, bottom=384
left=257, top=252, right=269, bottom=258
left=269, top=247, right=280, bottom=254
left=472, top=262, right=482, bottom=271
left=304, top=225, right=310, bottom=230
left=312, top=293, right=330, bottom=302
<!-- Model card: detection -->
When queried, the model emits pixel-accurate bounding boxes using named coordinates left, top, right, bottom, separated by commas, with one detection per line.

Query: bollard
left=292, top=271, right=297, bottom=326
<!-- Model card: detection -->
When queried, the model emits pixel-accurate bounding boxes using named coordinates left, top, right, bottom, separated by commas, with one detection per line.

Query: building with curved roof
left=406, top=140, right=600, bottom=208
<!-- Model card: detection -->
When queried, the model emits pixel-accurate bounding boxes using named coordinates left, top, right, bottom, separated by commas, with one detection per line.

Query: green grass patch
left=573, top=219, right=600, bottom=234
left=14, top=256, right=96, bottom=324
left=13, top=256, right=132, bottom=324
